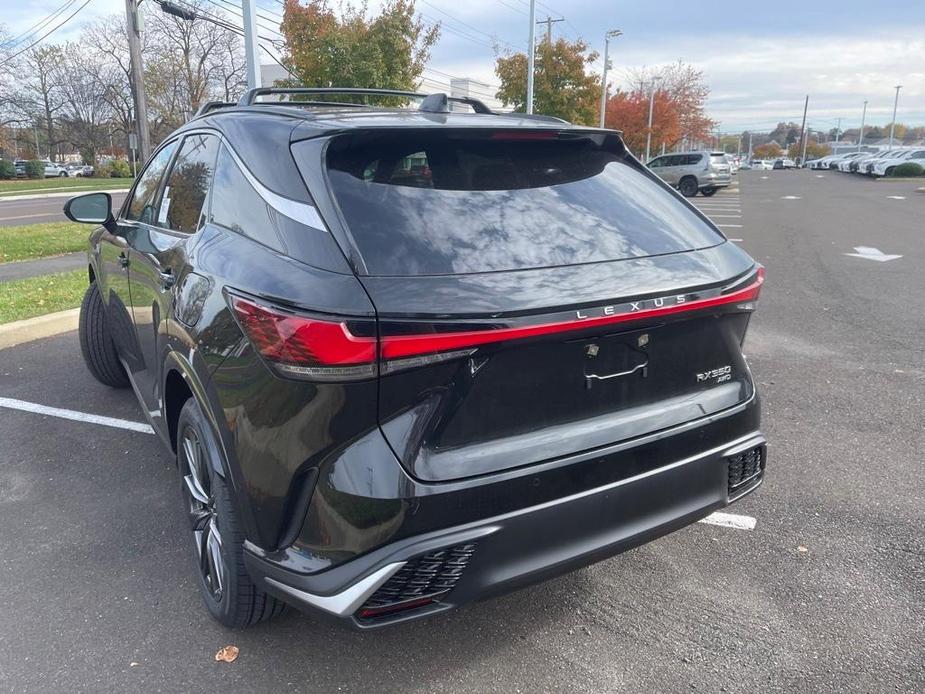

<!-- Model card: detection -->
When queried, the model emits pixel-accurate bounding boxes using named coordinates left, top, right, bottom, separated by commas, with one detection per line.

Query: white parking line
left=705, top=215, right=742, bottom=218
left=886, top=196, right=906, bottom=200
left=717, top=224, right=743, bottom=228
left=698, top=511, right=756, bottom=530
left=727, top=238, right=743, bottom=242
left=0, top=397, right=154, bottom=434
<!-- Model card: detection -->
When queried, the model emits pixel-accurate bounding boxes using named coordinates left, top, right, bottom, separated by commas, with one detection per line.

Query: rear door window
left=125, top=141, right=177, bottom=224
left=316, top=131, right=725, bottom=276
left=159, top=133, right=219, bottom=233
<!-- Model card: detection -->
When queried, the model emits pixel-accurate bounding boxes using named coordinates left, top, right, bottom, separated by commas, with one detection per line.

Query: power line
left=1, top=0, right=78, bottom=50
left=0, top=0, right=93, bottom=66
left=417, top=0, right=522, bottom=51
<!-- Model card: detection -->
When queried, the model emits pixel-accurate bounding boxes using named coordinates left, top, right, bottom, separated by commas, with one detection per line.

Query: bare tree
left=17, top=47, right=66, bottom=160
left=82, top=16, right=136, bottom=155
left=145, top=2, right=246, bottom=126
left=52, top=42, right=113, bottom=164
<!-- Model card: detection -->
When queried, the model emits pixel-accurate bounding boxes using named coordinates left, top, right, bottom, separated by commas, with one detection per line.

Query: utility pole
left=747, top=131, right=753, bottom=161
left=598, top=29, right=622, bottom=128
left=834, top=117, right=841, bottom=143
left=124, top=0, right=151, bottom=163
left=858, top=100, right=868, bottom=152
left=526, top=0, right=536, bottom=114
left=242, top=0, right=262, bottom=90
left=537, top=16, right=564, bottom=44
left=645, top=81, right=657, bottom=162
left=797, top=94, right=808, bottom=165
left=888, top=85, right=902, bottom=147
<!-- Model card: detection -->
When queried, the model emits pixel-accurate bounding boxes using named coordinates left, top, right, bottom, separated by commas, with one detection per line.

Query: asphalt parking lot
left=1, top=171, right=923, bottom=693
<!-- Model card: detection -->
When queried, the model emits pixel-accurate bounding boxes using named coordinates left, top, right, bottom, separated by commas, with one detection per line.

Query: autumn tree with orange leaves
left=605, top=61, right=714, bottom=156
left=279, top=0, right=438, bottom=94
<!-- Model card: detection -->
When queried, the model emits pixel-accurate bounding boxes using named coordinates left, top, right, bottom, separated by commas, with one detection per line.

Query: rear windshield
left=318, top=131, right=724, bottom=276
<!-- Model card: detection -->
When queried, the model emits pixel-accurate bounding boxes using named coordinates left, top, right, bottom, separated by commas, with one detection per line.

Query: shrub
left=25, top=159, right=45, bottom=178
left=890, top=162, right=924, bottom=177
left=109, top=159, right=132, bottom=178
left=94, top=161, right=113, bottom=178
left=0, top=160, right=15, bottom=179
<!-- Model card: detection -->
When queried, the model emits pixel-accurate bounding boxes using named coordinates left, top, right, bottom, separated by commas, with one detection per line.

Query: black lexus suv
left=64, top=88, right=766, bottom=629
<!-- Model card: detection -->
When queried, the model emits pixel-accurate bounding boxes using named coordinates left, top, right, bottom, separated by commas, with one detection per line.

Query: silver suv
left=647, top=151, right=732, bottom=197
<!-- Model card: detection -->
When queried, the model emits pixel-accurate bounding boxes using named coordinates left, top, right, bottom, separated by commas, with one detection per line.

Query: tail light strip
left=228, top=267, right=763, bottom=380
left=379, top=268, right=764, bottom=360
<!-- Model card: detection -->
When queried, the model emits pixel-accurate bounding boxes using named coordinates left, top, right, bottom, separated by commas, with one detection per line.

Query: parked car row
left=8, top=159, right=93, bottom=178
left=809, top=148, right=925, bottom=177
left=646, top=150, right=733, bottom=197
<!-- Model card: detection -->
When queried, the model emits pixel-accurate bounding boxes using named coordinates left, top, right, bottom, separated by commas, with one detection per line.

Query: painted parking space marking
left=844, top=246, right=902, bottom=262
left=781, top=195, right=801, bottom=200
left=698, top=512, right=756, bottom=530
left=886, top=196, right=906, bottom=200
left=717, top=224, right=743, bottom=228
left=0, top=397, right=154, bottom=434
left=727, top=238, right=743, bottom=242
left=705, top=215, right=742, bottom=218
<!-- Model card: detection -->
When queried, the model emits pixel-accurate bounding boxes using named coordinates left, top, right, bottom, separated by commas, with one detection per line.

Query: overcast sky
left=5, top=0, right=923, bottom=132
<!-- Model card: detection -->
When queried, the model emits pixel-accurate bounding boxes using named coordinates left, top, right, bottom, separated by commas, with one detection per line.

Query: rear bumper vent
left=357, top=543, right=476, bottom=621
left=727, top=446, right=764, bottom=496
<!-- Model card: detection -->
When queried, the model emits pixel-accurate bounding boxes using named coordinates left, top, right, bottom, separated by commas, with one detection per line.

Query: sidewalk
left=0, top=252, right=85, bottom=282
left=0, top=188, right=130, bottom=202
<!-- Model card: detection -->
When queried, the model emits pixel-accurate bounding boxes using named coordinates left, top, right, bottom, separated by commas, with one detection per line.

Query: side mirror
left=64, top=192, right=114, bottom=228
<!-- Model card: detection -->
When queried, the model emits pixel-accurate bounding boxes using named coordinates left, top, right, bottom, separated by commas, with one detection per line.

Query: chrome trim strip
left=264, top=562, right=406, bottom=617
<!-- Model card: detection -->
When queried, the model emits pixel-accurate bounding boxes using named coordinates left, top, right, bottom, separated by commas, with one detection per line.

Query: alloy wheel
left=180, top=427, right=225, bottom=601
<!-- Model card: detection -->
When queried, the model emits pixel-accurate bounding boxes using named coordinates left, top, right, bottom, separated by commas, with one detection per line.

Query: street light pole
left=888, top=85, right=902, bottom=147
left=242, top=0, right=261, bottom=90
left=124, top=0, right=151, bottom=163
left=644, top=80, right=657, bottom=162
left=598, top=29, right=622, bottom=128
left=857, top=100, right=868, bottom=152
left=526, top=0, right=536, bottom=114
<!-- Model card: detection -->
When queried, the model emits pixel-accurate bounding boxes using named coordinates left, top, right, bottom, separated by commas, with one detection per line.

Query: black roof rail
left=237, top=87, right=493, bottom=114
left=193, top=101, right=235, bottom=118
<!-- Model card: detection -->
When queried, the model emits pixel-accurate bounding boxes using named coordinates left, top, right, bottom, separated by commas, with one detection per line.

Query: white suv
left=42, top=160, right=69, bottom=177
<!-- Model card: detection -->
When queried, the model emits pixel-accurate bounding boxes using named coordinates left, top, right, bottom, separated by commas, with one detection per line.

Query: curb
left=0, top=189, right=130, bottom=202
left=0, top=308, right=80, bottom=350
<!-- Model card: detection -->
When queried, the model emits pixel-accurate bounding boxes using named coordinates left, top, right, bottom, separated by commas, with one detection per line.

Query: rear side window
left=160, top=134, right=219, bottom=233
left=319, top=131, right=725, bottom=276
left=209, top=145, right=283, bottom=252
left=125, top=141, right=177, bottom=224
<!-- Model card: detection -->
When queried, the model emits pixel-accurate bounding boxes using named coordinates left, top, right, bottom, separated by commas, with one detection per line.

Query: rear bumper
left=245, top=430, right=766, bottom=628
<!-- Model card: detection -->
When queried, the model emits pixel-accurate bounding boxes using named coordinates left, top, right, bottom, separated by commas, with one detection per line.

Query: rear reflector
left=228, top=293, right=377, bottom=381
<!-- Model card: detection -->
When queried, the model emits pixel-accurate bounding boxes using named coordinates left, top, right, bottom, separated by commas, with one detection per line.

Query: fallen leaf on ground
left=215, top=646, right=239, bottom=663
left=797, top=546, right=809, bottom=553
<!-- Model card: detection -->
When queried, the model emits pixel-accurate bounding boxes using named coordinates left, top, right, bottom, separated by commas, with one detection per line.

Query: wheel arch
left=162, top=351, right=225, bottom=474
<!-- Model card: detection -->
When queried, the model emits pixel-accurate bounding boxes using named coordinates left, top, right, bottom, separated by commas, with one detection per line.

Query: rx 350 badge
left=696, top=365, right=732, bottom=384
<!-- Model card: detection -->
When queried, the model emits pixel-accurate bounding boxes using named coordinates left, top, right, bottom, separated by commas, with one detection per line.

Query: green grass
left=0, top=177, right=133, bottom=196
left=0, top=269, right=86, bottom=323
left=0, top=221, right=89, bottom=264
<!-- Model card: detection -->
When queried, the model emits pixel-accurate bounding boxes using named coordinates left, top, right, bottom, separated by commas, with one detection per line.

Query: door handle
left=118, top=252, right=129, bottom=269
left=158, top=269, right=177, bottom=292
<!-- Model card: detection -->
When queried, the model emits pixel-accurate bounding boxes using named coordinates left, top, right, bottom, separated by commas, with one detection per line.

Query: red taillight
left=229, top=294, right=377, bottom=381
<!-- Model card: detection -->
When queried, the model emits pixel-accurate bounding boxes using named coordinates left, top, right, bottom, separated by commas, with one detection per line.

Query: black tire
left=885, top=167, right=895, bottom=177
left=177, top=399, right=285, bottom=628
left=701, top=186, right=718, bottom=197
left=59, top=171, right=67, bottom=177
left=679, top=177, right=698, bottom=197
left=79, top=282, right=129, bottom=388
